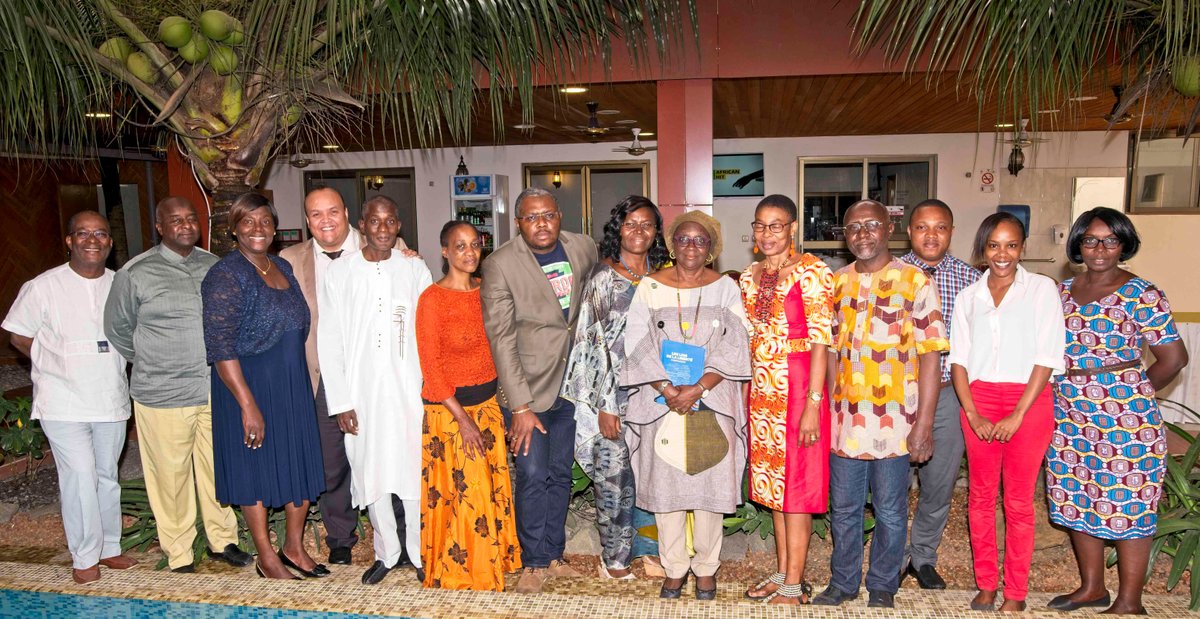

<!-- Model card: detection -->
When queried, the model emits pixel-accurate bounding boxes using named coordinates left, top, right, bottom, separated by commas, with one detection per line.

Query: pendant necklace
left=676, top=288, right=704, bottom=341
left=239, top=249, right=272, bottom=276
left=619, top=254, right=650, bottom=283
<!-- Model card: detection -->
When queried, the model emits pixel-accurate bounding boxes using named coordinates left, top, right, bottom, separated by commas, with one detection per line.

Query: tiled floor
left=0, top=549, right=1193, bottom=618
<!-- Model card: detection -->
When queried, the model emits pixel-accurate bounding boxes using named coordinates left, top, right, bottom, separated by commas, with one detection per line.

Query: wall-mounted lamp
left=552, top=171, right=562, bottom=188
left=1007, top=145, right=1025, bottom=176
left=455, top=156, right=469, bottom=176
left=365, top=175, right=385, bottom=190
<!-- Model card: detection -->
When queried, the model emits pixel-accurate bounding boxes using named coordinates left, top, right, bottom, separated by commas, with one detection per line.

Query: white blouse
left=947, top=265, right=1065, bottom=383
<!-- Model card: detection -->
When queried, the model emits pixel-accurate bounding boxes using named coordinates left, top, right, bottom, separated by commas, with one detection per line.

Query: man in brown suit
left=481, top=187, right=597, bottom=593
left=280, top=187, right=410, bottom=566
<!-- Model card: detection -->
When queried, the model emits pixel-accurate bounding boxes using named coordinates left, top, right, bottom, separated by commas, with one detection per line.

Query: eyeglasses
left=518, top=211, right=561, bottom=224
left=750, top=220, right=794, bottom=234
left=673, top=235, right=711, bottom=249
left=453, top=241, right=484, bottom=251
left=1080, top=236, right=1121, bottom=249
left=844, top=220, right=885, bottom=235
left=621, top=221, right=657, bottom=232
left=70, top=230, right=111, bottom=241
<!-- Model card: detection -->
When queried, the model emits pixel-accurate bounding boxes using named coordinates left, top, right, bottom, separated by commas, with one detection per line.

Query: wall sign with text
left=713, top=153, right=765, bottom=197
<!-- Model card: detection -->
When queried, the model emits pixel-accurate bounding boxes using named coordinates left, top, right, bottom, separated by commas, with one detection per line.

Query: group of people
left=1, top=182, right=1187, bottom=615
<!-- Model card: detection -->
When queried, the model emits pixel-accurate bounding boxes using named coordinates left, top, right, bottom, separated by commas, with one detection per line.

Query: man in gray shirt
left=104, top=197, right=252, bottom=573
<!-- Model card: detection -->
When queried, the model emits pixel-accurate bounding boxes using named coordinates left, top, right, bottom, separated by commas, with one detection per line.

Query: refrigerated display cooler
left=450, top=174, right=509, bottom=257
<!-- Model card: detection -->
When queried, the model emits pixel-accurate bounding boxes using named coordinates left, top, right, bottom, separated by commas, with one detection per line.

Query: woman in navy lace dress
left=202, top=193, right=326, bottom=580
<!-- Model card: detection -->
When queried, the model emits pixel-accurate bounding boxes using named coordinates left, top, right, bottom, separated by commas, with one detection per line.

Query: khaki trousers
left=134, top=401, right=238, bottom=569
left=655, top=510, right=724, bottom=579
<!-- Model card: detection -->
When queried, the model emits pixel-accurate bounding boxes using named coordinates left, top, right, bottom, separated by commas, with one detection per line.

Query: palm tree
left=851, top=0, right=1200, bottom=133
left=2, top=0, right=692, bottom=252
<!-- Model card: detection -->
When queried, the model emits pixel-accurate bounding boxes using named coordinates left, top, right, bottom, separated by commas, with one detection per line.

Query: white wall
left=264, top=144, right=658, bottom=275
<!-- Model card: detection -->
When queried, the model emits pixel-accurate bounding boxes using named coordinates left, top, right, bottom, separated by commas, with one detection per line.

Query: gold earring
left=669, top=250, right=676, bottom=260
left=706, top=254, right=714, bottom=264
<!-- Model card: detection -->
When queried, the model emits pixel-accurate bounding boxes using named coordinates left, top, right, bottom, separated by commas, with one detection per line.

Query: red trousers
left=961, top=381, right=1054, bottom=601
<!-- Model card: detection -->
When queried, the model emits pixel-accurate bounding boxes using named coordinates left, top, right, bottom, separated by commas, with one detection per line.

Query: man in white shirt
left=2, top=211, right=138, bottom=584
left=317, top=197, right=432, bottom=585
left=280, top=187, right=411, bottom=567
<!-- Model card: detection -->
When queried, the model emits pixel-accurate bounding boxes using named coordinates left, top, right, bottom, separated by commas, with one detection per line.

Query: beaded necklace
left=676, top=288, right=704, bottom=341
left=618, top=254, right=651, bottom=283
left=753, top=258, right=791, bottom=323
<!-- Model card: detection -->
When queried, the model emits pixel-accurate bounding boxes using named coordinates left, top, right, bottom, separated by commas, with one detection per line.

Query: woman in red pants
left=947, top=212, right=1065, bottom=612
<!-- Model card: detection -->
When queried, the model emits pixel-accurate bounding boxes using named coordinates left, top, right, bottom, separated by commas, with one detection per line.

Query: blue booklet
left=655, top=339, right=706, bottom=409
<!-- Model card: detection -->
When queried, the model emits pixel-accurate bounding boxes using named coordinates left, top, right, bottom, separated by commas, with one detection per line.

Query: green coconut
left=158, top=16, right=192, bottom=49
left=209, top=44, right=238, bottom=76
left=221, top=75, right=243, bottom=124
left=125, top=52, right=158, bottom=83
left=178, top=32, right=209, bottom=64
left=281, top=104, right=303, bottom=127
left=1174, top=55, right=1200, bottom=98
left=224, top=18, right=245, bottom=45
left=199, top=10, right=233, bottom=42
left=98, top=37, right=132, bottom=63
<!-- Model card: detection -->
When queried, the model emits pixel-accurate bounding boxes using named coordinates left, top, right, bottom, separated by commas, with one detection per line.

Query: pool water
left=0, top=589, right=394, bottom=618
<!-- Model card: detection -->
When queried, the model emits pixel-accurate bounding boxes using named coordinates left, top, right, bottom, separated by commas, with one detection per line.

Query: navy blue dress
left=202, top=252, right=325, bottom=508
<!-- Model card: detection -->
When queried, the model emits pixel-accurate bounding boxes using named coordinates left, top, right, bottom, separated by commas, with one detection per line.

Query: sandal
left=765, top=581, right=813, bottom=604
left=745, top=572, right=786, bottom=600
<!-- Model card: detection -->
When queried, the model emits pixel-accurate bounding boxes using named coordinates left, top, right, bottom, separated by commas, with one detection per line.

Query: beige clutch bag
left=654, top=409, right=728, bottom=475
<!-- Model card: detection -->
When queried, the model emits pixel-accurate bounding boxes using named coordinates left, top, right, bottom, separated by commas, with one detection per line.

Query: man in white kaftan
left=317, top=225, right=432, bottom=581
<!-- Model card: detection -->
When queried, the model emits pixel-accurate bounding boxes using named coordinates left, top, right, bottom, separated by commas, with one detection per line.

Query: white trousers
left=41, top=419, right=126, bottom=569
left=367, top=494, right=421, bottom=568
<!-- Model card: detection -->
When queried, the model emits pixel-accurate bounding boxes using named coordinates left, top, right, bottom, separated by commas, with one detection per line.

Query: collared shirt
left=947, top=264, right=1066, bottom=383
left=313, top=232, right=360, bottom=291
left=103, top=244, right=219, bottom=408
left=4, top=264, right=129, bottom=422
left=830, top=259, right=948, bottom=460
left=899, top=251, right=981, bottom=382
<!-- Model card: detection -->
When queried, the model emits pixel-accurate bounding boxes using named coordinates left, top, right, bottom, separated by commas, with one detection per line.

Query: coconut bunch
left=97, top=9, right=244, bottom=84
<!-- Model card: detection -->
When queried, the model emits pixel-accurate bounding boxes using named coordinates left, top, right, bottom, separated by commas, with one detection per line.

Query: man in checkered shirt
left=898, top=199, right=981, bottom=590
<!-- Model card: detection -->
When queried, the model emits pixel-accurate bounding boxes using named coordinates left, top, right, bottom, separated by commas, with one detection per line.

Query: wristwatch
left=658, top=380, right=673, bottom=393
left=807, top=391, right=823, bottom=403
left=700, top=387, right=711, bottom=400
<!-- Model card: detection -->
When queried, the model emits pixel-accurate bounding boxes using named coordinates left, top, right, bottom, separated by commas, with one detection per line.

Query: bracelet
left=512, top=407, right=531, bottom=415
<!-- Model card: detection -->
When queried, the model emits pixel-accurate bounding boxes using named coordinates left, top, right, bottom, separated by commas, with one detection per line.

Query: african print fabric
left=1046, top=277, right=1181, bottom=540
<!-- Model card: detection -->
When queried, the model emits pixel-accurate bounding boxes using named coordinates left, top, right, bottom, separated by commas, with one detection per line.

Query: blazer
left=280, top=233, right=407, bottom=395
left=481, top=230, right=598, bottom=412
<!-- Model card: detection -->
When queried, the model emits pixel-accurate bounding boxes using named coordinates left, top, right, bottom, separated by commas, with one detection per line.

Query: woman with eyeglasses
left=621, top=210, right=751, bottom=601
left=416, top=221, right=522, bottom=590
left=738, top=195, right=833, bottom=604
left=1045, top=207, right=1188, bottom=615
left=562, top=196, right=670, bottom=580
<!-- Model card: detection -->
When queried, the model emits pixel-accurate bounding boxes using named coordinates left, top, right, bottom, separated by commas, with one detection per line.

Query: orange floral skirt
left=420, top=396, right=521, bottom=590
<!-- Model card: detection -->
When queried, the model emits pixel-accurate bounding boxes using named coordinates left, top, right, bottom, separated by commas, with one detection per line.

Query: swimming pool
left=0, top=589, right=391, bottom=618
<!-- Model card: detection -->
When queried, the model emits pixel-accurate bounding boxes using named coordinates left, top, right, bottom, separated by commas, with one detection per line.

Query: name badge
left=97, top=340, right=110, bottom=353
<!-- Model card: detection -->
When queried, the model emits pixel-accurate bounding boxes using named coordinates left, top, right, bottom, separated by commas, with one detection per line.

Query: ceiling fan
left=613, top=128, right=657, bottom=156
left=1102, top=85, right=1135, bottom=125
left=1002, top=118, right=1049, bottom=147
left=573, top=101, right=610, bottom=137
left=288, top=157, right=324, bottom=168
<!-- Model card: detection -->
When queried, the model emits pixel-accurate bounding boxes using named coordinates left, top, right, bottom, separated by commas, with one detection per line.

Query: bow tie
left=323, top=250, right=343, bottom=260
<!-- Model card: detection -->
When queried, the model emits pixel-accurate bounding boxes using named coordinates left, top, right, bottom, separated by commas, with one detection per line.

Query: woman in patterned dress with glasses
left=739, top=195, right=834, bottom=605
left=1045, top=207, right=1188, bottom=615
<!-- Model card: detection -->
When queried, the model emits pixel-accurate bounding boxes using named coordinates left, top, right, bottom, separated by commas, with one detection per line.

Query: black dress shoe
left=362, top=560, right=392, bottom=585
left=209, top=544, right=253, bottom=568
left=907, top=563, right=947, bottom=589
left=170, top=564, right=195, bottom=574
left=328, top=547, right=353, bottom=565
left=415, top=567, right=426, bottom=583
left=278, top=550, right=330, bottom=578
left=659, top=574, right=687, bottom=599
left=867, top=590, right=895, bottom=608
left=256, top=561, right=300, bottom=580
left=695, top=575, right=717, bottom=601
left=811, top=585, right=858, bottom=606
left=1047, top=592, right=1111, bottom=611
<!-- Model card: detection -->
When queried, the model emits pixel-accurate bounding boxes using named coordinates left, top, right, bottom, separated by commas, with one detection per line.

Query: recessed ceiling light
left=614, top=119, right=638, bottom=125
left=995, top=123, right=1014, bottom=129
left=322, top=144, right=340, bottom=150
left=1038, top=109, right=1060, bottom=114
left=597, top=109, right=621, bottom=115
left=559, top=86, right=588, bottom=94
left=84, top=111, right=111, bottom=118
left=1069, top=95, right=1098, bottom=102
left=512, top=123, right=536, bottom=130
left=638, top=131, right=654, bottom=137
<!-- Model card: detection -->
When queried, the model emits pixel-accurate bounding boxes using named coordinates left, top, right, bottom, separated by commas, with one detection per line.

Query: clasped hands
left=662, top=383, right=702, bottom=415
left=964, top=409, right=1024, bottom=444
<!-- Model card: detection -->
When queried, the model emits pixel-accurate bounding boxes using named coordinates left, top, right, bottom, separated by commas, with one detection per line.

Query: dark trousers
left=315, top=379, right=407, bottom=556
left=502, top=397, right=576, bottom=568
left=829, top=454, right=910, bottom=595
left=906, top=384, right=965, bottom=568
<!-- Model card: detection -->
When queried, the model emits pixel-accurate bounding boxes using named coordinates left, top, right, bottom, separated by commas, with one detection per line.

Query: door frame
left=522, top=160, right=651, bottom=236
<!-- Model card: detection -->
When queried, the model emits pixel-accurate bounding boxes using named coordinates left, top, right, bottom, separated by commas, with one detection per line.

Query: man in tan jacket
left=481, top=187, right=597, bottom=592
left=280, top=187, right=410, bottom=567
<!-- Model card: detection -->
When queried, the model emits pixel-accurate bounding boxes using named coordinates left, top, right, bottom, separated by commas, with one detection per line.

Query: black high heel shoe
left=255, top=560, right=300, bottom=580
left=695, top=574, right=717, bottom=601
left=660, top=574, right=687, bottom=599
left=278, top=550, right=330, bottom=578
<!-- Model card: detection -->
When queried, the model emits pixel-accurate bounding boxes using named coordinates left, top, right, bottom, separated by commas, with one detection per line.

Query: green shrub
left=0, top=396, right=46, bottom=478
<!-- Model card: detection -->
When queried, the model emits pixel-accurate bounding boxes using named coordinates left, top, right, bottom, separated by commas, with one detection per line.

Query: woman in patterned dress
left=415, top=221, right=521, bottom=590
left=562, top=196, right=669, bottom=579
left=739, top=195, right=833, bottom=604
left=1046, top=208, right=1188, bottom=615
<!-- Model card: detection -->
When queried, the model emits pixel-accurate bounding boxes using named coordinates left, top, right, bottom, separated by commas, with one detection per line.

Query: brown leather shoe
left=513, top=567, right=548, bottom=593
left=72, top=565, right=100, bottom=584
left=546, top=559, right=582, bottom=578
left=99, top=554, right=138, bottom=570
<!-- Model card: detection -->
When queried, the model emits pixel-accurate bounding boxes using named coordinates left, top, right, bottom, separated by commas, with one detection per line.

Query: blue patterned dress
left=1046, top=277, right=1181, bottom=540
